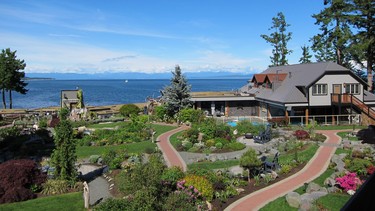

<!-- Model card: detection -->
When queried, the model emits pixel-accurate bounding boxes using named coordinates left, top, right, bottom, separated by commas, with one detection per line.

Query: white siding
left=309, top=74, right=363, bottom=106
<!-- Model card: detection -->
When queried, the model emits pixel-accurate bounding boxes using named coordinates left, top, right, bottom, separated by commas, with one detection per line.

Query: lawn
left=314, top=125, right=365, bottom=130
left=278, top=144, right=319, bottom=165
left=337, top=131, right=359, bottom=141
left=0, top=192, right=84, bottom=211
left=262, top=147, right=351, bottom=211
left=87, top=121, right=128, bottom=129
left=76, top=124, right=177, bottom=158
left=188, top=159, right=240, bottom=170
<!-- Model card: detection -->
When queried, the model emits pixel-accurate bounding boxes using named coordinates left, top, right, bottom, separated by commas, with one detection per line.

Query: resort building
left=191, top=62, right=375, bottom=125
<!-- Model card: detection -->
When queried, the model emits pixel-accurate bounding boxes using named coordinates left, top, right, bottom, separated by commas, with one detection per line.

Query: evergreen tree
left=261, top=12, right=293, bottom=67
left=299, top=45, right=313, bottom=63
left=348, top=0, right=375, bottom=91
left=51, top=120, right=77, bottom=181
left=160, top=65, right=192, bottom=118
left=240, top=148, right=262, bottom=183
left=311, top=0, right=353, bottom=68
left=0, top=48, right=27, bottom=109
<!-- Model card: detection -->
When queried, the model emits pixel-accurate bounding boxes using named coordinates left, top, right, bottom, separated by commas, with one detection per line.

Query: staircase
left=332, top=93, right=375, bottom=121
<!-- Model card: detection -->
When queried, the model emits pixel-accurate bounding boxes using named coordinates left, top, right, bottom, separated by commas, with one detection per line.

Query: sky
left=0, top=0, right=327, bottom=75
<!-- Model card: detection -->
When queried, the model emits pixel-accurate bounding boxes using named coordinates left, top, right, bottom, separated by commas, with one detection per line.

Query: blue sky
left=0, top=0, right=326, bottom=75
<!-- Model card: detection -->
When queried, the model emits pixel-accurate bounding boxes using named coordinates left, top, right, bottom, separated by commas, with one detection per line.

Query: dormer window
left=345, top=83, right=360, bottom=95
left=312, top=84, right=328, bottom=95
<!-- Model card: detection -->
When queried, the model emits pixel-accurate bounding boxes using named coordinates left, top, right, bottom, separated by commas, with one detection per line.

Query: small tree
left=0, top=159, right=46, bottom=204
left=51, top=120, right=77, bottom=181
left=59, top=107, right=70, bottom=120
left=240, top=148, right=262, bottom=183
left=119, top=104, right=140, bottom=117
left=160, top=65, right=192, bottom=118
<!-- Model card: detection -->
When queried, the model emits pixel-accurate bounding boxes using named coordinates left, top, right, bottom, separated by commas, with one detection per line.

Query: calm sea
left=11, top=79, right=248, bottom=109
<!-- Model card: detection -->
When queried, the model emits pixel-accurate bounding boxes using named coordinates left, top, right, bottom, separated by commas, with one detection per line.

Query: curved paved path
left=225, top=130, right=342, bottom=211
left=157, top=125, right=189, bottom=171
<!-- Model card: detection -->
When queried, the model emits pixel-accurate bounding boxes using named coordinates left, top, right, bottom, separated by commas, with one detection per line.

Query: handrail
left=331, top=93, right=375, bottom=121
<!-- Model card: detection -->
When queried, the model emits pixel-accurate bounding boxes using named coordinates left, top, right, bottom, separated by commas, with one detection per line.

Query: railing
left=331, top=93, right=375, bottom=121
left=214, top=114, right=360, bottom=126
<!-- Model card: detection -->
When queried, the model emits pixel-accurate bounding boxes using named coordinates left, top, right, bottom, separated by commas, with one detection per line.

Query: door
left=332, top=84, right=342, bottom=103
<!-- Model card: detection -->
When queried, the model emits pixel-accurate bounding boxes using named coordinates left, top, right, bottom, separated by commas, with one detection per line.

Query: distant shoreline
left=23, top=77, right=55, bottom=81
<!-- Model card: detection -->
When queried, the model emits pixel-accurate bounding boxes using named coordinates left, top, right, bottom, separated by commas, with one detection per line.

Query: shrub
left=182, top=175, right=214, bottom=201
left=162, top=191, right=197, bottom=211
left=94, top=198, right=131, bottom=211
left=311, top=133, right=326, bottom=142
left=161, top=166, right=185, bottom=186
left=102, top=149, right=126, bottom=170
left=226, top=142, right=246, bottom=151
left=178, top=108, right=205, bottom=124
left=89, top=155, right=100, bottom=163
left=182, top=128, right=200, bottom=143
left=279, top=164, right=292, bottom=174
left=336, top=172, right=362, bottom=192
left=38, top=118, right=48, bottom=129
left=205, top=139, right=215, bottom=147
left=347, top=158, right=372, bottom=176
left=0, top=159, right=46, bottom=204
left=294, top=130, right=310, bottom=140
left=367, top=165, right=375, bottom=175
left=215, top=142, right=223, bottom=149
left=234, top=120, right=263, bottom=136
left=41, top=179, right=69, bottom=195
left=119, top=104, right=141, bottom=117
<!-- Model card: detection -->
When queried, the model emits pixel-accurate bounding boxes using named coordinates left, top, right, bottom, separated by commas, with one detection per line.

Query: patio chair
left=254, top=125, right=272, bottom=144
left=260, top=152, right=280, bottom=173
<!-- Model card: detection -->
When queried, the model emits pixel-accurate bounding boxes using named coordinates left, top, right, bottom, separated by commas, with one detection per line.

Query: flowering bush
left=367, top=165, right=375, bottom=175
left=176, top=180, right=202, bottom=202
left=182, top=175, right=214, bottom=201
left=335, top=172, right=362, bottom=192
left=294, top=130, right=310, bottom=140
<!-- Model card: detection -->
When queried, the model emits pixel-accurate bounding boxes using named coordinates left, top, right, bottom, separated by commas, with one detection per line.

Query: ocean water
left=11, top=79, right=248, bottom=109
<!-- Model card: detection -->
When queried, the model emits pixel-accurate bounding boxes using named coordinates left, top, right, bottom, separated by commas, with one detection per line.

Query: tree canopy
left=299, top=45, right=313, bottom=64
left=0, top=48, right=27, bottom=109
left=160, top=65, right=192, bottom=118
left=261, top=12, right=293, bottom=67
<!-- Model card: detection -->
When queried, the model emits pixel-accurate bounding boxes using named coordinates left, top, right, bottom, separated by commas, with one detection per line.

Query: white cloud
left=0, top=32, right=265, bottom=74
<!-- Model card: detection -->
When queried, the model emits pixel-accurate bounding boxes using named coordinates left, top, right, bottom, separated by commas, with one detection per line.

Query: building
left=191, top=62, right=375, bottom=125
left=61, top=90, right=80, bottom=110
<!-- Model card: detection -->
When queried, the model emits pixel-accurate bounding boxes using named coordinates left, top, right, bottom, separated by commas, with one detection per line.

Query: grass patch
left=0, top=192, right=83, bottom=211
left=335, top=148, right=351, bottom=155
left=314, top=125, right=365, bottom=130
left=260, top=196, right=298, bottom=211
left=279, top=144, right=319, bottom=165
left=87, top=121, right=128, bottom=129
left=316, top=193, right=351, bottom=210
left=76, top=141, right=156, bottom=158
left=151, top=124, right=177, bottom=137
left=337, top=131, right=359, bottom=141
left=188, top=159, right=240, bottom=171
left=170, top=131, right=184, bottom=148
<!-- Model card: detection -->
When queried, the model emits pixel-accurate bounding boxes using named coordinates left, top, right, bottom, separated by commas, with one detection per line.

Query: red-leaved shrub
left=367, top=165, right=375, bottom=175
left=294, top=130, right=310, bottom=140
left=0, top=159, right=46, bottom=204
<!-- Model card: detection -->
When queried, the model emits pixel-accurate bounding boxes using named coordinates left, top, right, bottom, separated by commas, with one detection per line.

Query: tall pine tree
left=160, top=65, right=192, bottom=118
left=299, top=45, right=313, bottom=63
left=311, top=0, right=353, bottom=68
left=0, top=48, right=27, bottom=109
left=261, top=12, right=293, bottom=67
left=348, top=0, right=375, bottom=91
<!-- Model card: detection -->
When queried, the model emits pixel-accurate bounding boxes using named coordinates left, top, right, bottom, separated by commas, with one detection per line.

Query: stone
left=327, top=186, right=340, bottom=193
left=306, top=182, right=321, bottom=194
left=299, top=199, right=312, bottom=211
left=236, top=188, right=245, bottom=194
left=285, top=192, right=301, bottom=208
left=209, top=156, right=217, bottom=162
left=324, top=177, right=336, bottom=187
left=270, top=170, right=278, bottom=179
left=97, top=157, right=103, bottom=165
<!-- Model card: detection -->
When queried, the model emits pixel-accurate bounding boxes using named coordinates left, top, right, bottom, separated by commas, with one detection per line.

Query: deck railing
left=331, top=93, right=375, bottom=121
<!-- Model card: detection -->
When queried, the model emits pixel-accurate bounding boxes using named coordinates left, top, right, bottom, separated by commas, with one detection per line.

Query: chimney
left=289, top=72, right=292, bottom=78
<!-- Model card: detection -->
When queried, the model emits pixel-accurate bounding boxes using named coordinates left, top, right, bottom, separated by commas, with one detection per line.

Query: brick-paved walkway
left=225, top=130, right=342, bottom=211
left=157, top=125, right=189, bottom=171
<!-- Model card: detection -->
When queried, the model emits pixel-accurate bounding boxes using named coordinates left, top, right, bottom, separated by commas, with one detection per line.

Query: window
left=312, top=84, right=327, bottom=95
left=345, top=83, right=360, bottom=94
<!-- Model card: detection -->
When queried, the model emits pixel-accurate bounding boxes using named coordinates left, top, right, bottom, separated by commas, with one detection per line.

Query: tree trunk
left=9, top=90, right=12, bottom=109
left=368, top=61, right=373, bottom=92
left=248, top=169, right=251, bottom=183
left=2, top=89, right=6, bottom=109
